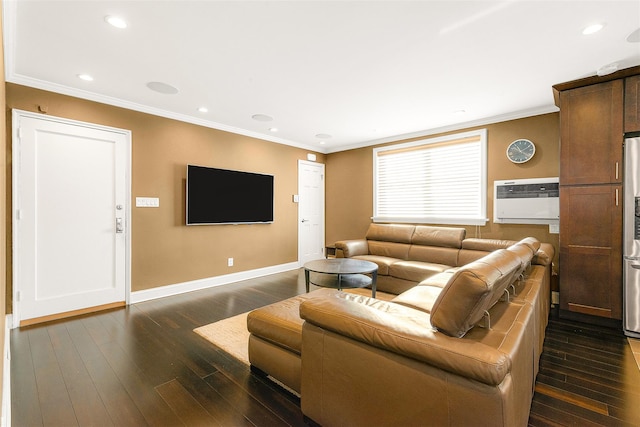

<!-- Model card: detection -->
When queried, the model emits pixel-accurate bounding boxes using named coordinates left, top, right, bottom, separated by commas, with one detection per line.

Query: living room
left=1, top=1, right=640, bottom=426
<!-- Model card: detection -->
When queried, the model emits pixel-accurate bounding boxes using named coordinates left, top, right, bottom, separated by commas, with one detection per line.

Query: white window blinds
left=373, top=129, right=487, bottom=225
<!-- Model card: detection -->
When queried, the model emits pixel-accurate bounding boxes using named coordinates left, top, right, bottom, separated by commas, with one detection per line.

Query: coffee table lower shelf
left=303, top=258, right=378, bottom=298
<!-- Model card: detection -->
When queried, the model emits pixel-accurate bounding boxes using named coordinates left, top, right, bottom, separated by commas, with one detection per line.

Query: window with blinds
left=373, top=129, right=487, bottom=225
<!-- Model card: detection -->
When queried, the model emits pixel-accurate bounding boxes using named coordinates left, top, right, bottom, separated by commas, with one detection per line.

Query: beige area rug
left=194, top=312, right=250, bottom=365
left=194, top=312, right=301, bottom=396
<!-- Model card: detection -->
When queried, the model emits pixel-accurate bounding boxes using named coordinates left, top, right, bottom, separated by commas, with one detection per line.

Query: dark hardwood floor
left=10, top=269, right=640, bottom=426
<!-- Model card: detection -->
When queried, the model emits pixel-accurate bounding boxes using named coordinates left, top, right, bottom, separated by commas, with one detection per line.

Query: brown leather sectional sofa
left=247, top=224, right=555, bottom=426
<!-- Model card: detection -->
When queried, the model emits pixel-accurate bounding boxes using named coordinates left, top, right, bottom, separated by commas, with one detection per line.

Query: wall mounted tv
left=186, top=165, right=274, bottom=225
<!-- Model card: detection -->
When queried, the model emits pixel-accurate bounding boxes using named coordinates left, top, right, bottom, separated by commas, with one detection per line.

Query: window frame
left=372, top=129, right=488, bottom=226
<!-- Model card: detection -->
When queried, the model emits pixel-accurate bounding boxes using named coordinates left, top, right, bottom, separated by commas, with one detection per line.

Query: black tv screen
left=186, top=165, right=274, bottom=225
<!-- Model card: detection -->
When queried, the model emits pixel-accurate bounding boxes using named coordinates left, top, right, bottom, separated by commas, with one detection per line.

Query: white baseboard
left=130, top=262, right=300, bottom=304
left=1, top=314, right=11, bottom=427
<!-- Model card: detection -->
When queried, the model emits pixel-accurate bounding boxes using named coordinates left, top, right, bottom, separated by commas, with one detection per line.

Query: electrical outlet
left=228, top=257, right=234, bottom=267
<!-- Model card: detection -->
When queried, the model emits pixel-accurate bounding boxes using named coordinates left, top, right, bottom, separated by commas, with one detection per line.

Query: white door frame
left=298, top=160, right=326, bottom=265
left=11, top=109, right=132, bottom=328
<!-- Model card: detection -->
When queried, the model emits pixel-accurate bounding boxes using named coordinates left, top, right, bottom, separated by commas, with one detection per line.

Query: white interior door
left=298, top=160, right=325, bottom=265
left=12, top=110, right=130, bottom=326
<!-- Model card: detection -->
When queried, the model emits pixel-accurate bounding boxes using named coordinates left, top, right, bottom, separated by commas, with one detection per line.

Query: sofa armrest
left=299, top=291, right=510, bottom=386
left=334, top=239, right=369, bottom=258
left=533, top=243, right=555, bottom=266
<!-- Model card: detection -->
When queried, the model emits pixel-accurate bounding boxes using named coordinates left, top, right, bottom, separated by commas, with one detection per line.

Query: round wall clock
left=506, top=139, right=535, bottom=164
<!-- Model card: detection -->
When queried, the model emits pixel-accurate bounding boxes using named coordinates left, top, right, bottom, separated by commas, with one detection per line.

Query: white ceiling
left=4, top=1, right=640, bottom=153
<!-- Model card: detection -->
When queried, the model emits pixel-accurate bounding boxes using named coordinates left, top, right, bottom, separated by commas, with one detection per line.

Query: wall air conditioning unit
left=493, top=177, right=559, bottom=226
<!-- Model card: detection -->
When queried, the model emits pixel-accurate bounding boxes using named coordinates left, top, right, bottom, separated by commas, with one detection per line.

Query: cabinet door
left=625, top=75, right=640, bottom=133
left=559, top=185, right=622, bottom=319
left=559, top=80, right=623, bottom=185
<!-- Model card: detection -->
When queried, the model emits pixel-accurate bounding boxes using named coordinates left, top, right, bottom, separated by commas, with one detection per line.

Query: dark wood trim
left=19, top=301, right=126, bottom=327
left=559, top=308, right=623, bottom=329
left=552, top=65, right=640, bottom=107
left=568, top=302, right=612, bottom=318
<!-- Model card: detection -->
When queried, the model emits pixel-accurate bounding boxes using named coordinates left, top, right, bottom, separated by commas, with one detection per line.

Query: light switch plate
left=136, top=197, right=160, bottom=207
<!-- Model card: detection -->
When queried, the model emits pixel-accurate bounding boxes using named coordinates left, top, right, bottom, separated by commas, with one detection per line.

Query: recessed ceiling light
left=582, top=23, right=605, bottom=35
left=77, top=73, right=94, bottom=81
left=315, top=133, right=332, bottom=139
left=269, top=127, right=278, bottom=132
left=146, top=81, right=179, bottom=95
left=252, top=114, right=273, bottom=122
left=198, top=107, right=208, bottom=113
left=105, top=15, right=127, bottom=29
left=453, top=109, right=466, bottom=115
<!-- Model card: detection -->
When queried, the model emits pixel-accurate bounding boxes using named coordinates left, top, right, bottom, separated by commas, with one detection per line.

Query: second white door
left=298, top=160, right=325, bottom=265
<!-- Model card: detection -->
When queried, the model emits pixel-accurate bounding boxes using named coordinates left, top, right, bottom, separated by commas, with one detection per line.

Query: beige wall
left=6, top=83, right=325, bottom=292
left=325, top=113, right=560, bottom=269
left=4, top=82, right=560, bottom=306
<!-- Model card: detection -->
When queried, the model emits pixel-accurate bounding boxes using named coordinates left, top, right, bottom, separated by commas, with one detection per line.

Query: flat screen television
left=186, top=165, right=274, bottom=225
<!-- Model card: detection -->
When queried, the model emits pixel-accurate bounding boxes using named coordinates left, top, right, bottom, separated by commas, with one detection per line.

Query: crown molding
left=323, top=105, right=559, bottom=154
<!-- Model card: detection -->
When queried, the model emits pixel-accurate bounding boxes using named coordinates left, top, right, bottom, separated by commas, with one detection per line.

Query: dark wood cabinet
left=559, top=185, right=622, bottom=319
left=553, top=70, right=638, bottom=321
left=559, top=80, right=623, bottom=186
left=625, top=75, right=640, bottom=133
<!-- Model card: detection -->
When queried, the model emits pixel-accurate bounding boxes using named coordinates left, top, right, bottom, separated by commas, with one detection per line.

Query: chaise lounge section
left=247, top=224, right=555, bottom=426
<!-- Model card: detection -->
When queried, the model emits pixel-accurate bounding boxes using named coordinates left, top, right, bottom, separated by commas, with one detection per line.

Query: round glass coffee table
left=303, top=258, right=378, bottom=298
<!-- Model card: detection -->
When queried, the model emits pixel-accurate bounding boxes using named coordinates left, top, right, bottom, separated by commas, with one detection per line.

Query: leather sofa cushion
left=419, top=270, right=456, bottom=288
left=506, top=242, right=534, bottom=264
left=457, top=249, right=491, bottom=266
left=516, top=237, right=541, bottom=253
left=461, top=238, right=515, bottom=252
left=247, top=291, right=323, bottom=354
left=482, top=250, right=523, bottom=308
left=366, top=223, right=414, bottom=243
left=299, top=291, right=512, bottom=386
left=352, top=254, right=397, bottom=275
left=534, top=243, right=554, bottom=266
left=392, top=285, right=442, bottom=313
left=411, top=225, right=465, bottom=248
left=334, top=239, right=369, bottom=258
left=367, top=240, right=410, bottom=260
left=430, top=249, right=520, bottom=337
left=506, top=242, right=535, bottom=278
left=408, top=245, right=459, bottom=266
left=388, top=260, right=449, bottom=282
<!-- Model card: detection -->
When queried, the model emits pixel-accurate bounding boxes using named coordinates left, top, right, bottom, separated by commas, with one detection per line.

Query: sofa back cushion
left=457, top=238, right=515, bottom=266
left=430, top=249, right=521, bottom=337
left=514, top=237, right=541, bottom=254
left=411, top=226, right=465, bottom=248
left=408, top=245, right=459, bottom=266
left=457, top=249, right=490, bottom=266
left=368, top=241, right=411, bottom=260
left=505, top=237, right=541, bottom=278
left=366, top=223, right=415, bottom=243
left=461, top=238, right=515, bottom=252
left=482, top=250, right=523, bottom=308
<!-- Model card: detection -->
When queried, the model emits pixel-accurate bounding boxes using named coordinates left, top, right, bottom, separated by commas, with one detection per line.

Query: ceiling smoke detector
left=627, top=28, right=640, bottom=43
left=597, top=63, right=619, bottom=76
left=146, top=81, right=179, bottom=95
left=251, top=114, right=274, bottom=122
